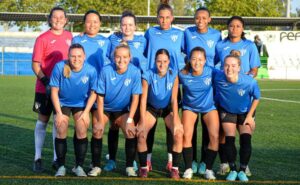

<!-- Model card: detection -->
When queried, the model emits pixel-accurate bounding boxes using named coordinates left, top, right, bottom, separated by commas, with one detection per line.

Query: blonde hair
left=114, top=42, right=131, bottom=57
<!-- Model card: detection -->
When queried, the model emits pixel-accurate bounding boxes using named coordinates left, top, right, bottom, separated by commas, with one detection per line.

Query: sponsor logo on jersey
left=98, top=40, right=105, bottom=47
left=239, top=49, right=247, bottom=56
left=153, top=80, right=157, bottom=84
left=188, top=79, right=193, bottom=83
left=133, top=42, right=140, bottom=49
left=156, top=32, right=162, bottom=35
left=207, top=40, right=214, bottom=48
left=171, top=35, right=178, bottom=42
left=81, top=76, right=89, bottom=84
left=238, top=88, right=246, bottom=96
left=66, top=39, right=72, bottom=46
left=124, top=78, right=132, bottom=86
left=224, top=46, right=230, bottom=50
left=117, top=39, right=122, bottom=42
left=220, top=82, right=228, bottom=87
left=204, top=77, right=211, bottom=86
left=167, top=82, right=173, bottom=90
left=50, top=39, right=56, bottom=44
left=81, top=39, right=87, bottom=43
left=111, top=77, right=116, bottom=81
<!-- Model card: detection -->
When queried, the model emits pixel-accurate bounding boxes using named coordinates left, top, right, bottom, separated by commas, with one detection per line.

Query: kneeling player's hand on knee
left=125, top=119, right=136, bottom=138
left=173, top=123, right=183, bottom=136
left=243, top=116, right=256, bottom=132
left=55, top=113, right=67, bottom=127
left=77, top=111, right=90, bottom=129
left=136, top=123, right=146, bottom=138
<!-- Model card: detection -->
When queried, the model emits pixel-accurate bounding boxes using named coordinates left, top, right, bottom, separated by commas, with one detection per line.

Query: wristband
left=126, top=117, right=133, bottom=124
left=40, top=76, right=50, bottom=86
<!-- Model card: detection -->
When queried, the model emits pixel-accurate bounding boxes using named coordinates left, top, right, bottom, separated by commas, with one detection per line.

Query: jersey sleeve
left=96, top=70, right=106, bottom=95
left=250, top=79, right=261, bottom=100
left=214, top=42, right=221, bottom=66
left=181, top=31, right=185, bottom=53
left=49, top=63, right=61, bottom=88
left=132, top=70, right=142, bottom=95
left=143, top=29, right=150, bottom=57
left=141, top=70, right=151, bottom=84
left=32, top=37, right=44, bottom=62
left=249, top=43, right=261, bottom=69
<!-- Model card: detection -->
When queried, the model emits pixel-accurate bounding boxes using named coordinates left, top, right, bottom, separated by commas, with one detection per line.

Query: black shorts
left=147, top=104, right=172, bottom=119
left=32, top=92, right=53, bottom=116
left=104, top=110, right=129, bottom=124
left=56, top=107, right=84, bottom=117
left=219, top=108, right=255, bottom=125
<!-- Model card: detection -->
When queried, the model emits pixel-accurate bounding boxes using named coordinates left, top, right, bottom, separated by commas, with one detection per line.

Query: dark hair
left=181, top=47, right=206, bottom=74
left=48, top=7, right=67, bottom=27
left=224, top=49, right=241, bottom=66
left=69, top=43, right=85, bottom=53
left=155, top=48, right=170, bottom=61
left=195, top=7, right=210, bottom=17
left=226, top=16, right=246, bottom=40
left=83, top=9, right=102, bottom=22
left=120, top=10, right=137, bottom=25
left=157, top=3, right=173, bottom=16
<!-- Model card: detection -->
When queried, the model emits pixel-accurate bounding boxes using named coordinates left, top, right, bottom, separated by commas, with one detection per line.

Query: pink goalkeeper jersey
left=32, top=30, right=72, bottom=93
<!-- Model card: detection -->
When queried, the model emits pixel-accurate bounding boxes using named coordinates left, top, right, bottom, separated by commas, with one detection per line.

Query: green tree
left=0, top=0, right=59, bottom=31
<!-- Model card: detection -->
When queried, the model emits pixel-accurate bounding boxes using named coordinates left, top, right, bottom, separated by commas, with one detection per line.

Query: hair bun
left=160, top=0, right=170, bottom=5
left=230, top=50, right=241, bottom=57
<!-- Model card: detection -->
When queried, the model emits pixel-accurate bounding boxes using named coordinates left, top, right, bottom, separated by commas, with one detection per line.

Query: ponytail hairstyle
left=48, top=6, right=67, bottom=27
left=120, top=10, right=137, bottom=25
left=157, top=1, right=173, bottom=16
left=181, top=47, right=206, bottom=74
left=64, top=43, right=85, bottom=78
left=224, top=49, right=241, bottom=66
left=226, top=16, right=246, bottom=40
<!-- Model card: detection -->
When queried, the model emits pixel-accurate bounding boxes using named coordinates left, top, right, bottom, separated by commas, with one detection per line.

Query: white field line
left=261, top=97, right=300, bottom=104
left=261, top=89, right=300, bottom=92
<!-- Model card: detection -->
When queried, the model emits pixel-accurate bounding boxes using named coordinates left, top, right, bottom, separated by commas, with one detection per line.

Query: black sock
left=138, top=151, right=148, bottom=167
left=201, top=116, right=209, bottom=162
left=108, top=128, right=119, bottom=161
left=75, top=137, right=88, bottom=167
left=219, top=143, right=227, bottom=163
left=172, top=151, right=181, bottom=168
left=182, top=147, right=193, bottom=170
left=91, top=137, right=102, bottom=167
left=204, top=148, right=217, bottom=170
left=239, top=133, right=252, bottom=171
left=147, top=122, right=157, bottom=154
left=166, top=126, right=173, bottom=154
left=55, top=138, right=67, bottom=167
left=225, top=136, right=236, bottom=171
left=192, top=117, right=198, bottom=162
left=125, top=138, right=137, bottom=167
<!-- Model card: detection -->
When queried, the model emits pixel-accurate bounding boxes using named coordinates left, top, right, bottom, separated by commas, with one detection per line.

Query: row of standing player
left=31, top=4, right=260, bottom=181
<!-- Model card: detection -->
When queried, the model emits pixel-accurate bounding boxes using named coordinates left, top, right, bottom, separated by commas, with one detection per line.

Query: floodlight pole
left=286, top=0, right=290, bottom=18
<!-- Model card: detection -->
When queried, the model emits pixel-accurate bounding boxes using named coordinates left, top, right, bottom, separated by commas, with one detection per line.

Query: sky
left=0, top=0, right=300, bottom=32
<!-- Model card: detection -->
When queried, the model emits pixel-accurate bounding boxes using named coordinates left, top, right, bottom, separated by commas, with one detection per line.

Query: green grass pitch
left=0, top=76, right=299, bottom=185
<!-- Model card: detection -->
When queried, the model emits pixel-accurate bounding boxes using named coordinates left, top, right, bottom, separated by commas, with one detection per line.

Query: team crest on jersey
left=81, top=76, right=89, bottom=84
left=98, top=40, right=105, bottom=47
left=237, top=88, right=246, bottom=96
left=167, top=82, right=173, bottom=90
left=239, top=49, right=247, bottom=56
left=66, top=39, right=71, bottom=46
left=204, top=78, right=211, bottom=86
left=124, top=78, right=132, bottom=86
left=170, top=35, right=178, bottom=42
left=133, top=42, right=140, bottom=49
left=207, top=40, right=214, bottom=48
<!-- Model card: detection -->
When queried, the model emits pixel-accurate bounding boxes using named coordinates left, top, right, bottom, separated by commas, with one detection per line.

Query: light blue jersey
left=50, top=61, right=97, bottom=107
left=215, top=38, right=261, bottom=74
left=184, top=27, right=221, bottom=67
left=214, top=71, right=260, bottom=114
left=145, top=26, right=185, bottom=71
left=72, top=34, right=111, bottom=73
left=142, top=68, right=177, bottom=109
left=109, top=33, right=148, bottom=73
left=179, top=66, right=216, bottom=113
left=97, top=63, right=142, bottom=112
